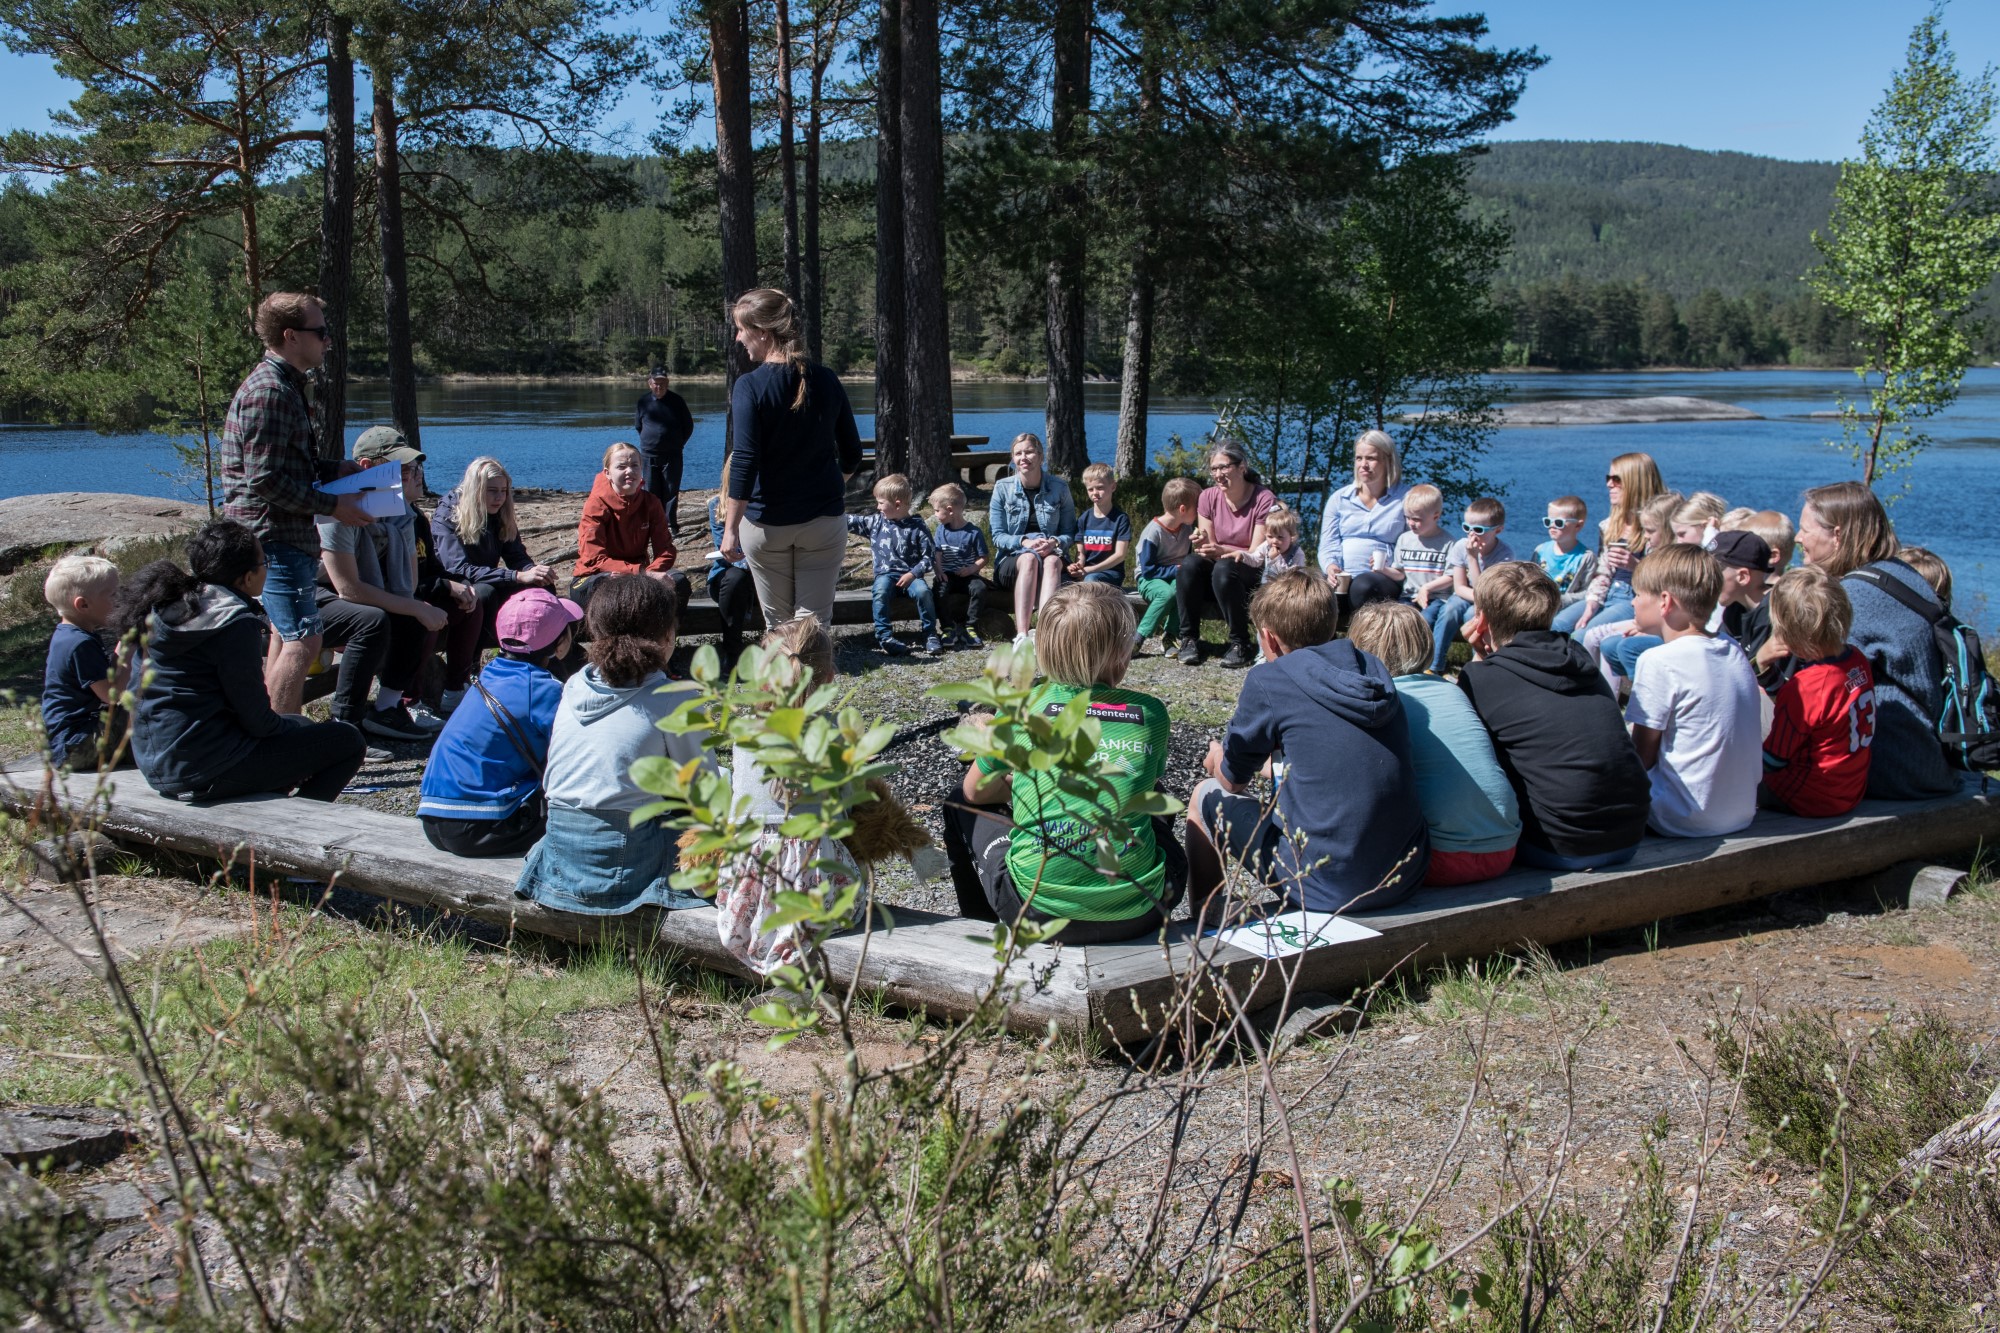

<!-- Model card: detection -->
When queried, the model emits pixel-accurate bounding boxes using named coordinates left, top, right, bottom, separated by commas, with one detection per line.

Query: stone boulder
left=0, top=493, right=208, bottom=574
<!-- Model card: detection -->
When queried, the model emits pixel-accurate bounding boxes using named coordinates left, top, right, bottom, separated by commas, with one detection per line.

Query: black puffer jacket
left=132, top=584, right=283, bottom=795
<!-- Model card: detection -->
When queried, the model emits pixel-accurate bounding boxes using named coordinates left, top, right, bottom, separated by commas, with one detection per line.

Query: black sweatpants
left=316, top=592, right=393, bottom=723
left=422, top=803, right=546, bottom=858
left=710, top=565, right=758, bottom=658
left=1338, top=570, right=1404, bottom=620
left=940, top=572, right=991, bottom=629
left=1175, top=554, right=1261, bottom=651
left=192, top=718, right=367, bottom=804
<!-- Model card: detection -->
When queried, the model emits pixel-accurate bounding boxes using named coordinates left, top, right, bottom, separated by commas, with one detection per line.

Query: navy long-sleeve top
left=726, top=362, right=863, bottom=526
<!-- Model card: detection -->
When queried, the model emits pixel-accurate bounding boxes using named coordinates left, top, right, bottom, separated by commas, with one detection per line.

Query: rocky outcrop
left=1493, top=396, right=1761, bottom=427
left=0, top=493, right=208, bottom=574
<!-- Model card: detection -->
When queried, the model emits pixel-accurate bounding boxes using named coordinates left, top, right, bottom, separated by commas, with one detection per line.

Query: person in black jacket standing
left=635, top=366, right=694, bottom=526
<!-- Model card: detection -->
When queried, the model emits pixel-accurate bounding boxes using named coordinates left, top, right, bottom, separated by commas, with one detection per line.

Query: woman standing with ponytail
left=716, top=287, right=864, bottom=627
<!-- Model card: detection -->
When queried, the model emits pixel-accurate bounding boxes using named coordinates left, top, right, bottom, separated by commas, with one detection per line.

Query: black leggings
left=1176, top=554, right=1261, bottom=650
left=1337, top=570, right=1404, bottom=621
left=940, top=795, right=1187, bottom=946
left=710, top=565, right=758, bottom=658
left=192, top=719, right=367, bottom=804
left=422, top=803, right=546, bottom=858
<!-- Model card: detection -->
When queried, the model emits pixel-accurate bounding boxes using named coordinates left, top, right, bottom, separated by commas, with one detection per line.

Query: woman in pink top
left=1176, top=438, right=1277, bottom=668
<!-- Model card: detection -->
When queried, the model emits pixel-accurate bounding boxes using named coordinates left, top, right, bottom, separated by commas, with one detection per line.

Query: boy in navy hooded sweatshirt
left=1186, top=568, right=1429, bottom=916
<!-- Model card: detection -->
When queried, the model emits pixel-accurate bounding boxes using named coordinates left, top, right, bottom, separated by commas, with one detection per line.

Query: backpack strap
left=1847, top=564, right=1944, bottom=624
left=472, top=678, right=544, bottom=779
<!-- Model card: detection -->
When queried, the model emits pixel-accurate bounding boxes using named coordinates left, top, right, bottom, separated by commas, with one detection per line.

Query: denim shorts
left=260, top=540, right=324, bottom=642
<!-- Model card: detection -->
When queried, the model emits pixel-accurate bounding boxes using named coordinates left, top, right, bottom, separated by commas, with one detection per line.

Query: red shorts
left=1424, top=847, right=1517, bottom=887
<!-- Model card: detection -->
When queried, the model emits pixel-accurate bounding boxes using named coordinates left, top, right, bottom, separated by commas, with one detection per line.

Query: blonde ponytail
left=732, top=287, right=810, bottom=411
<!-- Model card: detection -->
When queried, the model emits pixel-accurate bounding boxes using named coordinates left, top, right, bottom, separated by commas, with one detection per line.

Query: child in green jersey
left=943, top=580, right=1187, bottom=943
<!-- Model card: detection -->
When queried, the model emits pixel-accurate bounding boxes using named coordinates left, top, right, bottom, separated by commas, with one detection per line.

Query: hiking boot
left=362, top=705, right=433, bottom=742
left=1176, top=637, right=1201, bottom=666
left=924, top=633, right=945, bottom=655
left=1219, top=642, right=1254, bottom=669
left=879, top=636, right=912, bottom=656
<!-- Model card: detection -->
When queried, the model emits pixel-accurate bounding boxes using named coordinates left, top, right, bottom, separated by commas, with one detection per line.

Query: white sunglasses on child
left=1541, top=517, right=1578, bottom=530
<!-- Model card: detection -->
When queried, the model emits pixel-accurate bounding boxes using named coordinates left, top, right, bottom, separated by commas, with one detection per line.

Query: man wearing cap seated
left=314, top=425, right=464, bottom=745
left=635, top=365, right=694, bottom=527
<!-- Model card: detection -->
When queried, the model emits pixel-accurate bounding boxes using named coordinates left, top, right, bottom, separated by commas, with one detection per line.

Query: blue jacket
left=418, top=655, right=562, bottom=820
left=1220, top=640, right=1429, bottom=911
left=988, top=473, right=1077, bottom=554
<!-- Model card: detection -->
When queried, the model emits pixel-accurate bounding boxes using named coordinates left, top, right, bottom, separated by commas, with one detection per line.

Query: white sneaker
left=405, top=703, right=448, bottom=734
left=439, top=687, right=468, bottom=717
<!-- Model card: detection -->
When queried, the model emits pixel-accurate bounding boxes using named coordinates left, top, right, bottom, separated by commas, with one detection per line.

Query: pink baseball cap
left=496, top=588, right=583, bottom=652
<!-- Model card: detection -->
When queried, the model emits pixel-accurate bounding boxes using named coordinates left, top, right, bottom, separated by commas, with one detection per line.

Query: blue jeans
left=1429, top=594, right=1474, bottom=673
left=1082, top=569, right=1125, bottom=586
left=1553, top=588, right=1633, bottom=638
left=1602, top=632, right=1663, bottom=680
left=872, top=572, right=938, bottom=641
left=261, top=540, right=324, bottom=642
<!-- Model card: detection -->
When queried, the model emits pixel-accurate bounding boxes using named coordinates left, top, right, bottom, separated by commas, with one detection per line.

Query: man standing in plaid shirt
left=220, top=292, right=376, bottom=715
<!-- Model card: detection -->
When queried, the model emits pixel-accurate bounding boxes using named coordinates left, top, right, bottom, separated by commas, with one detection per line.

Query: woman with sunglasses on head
left=1553, top=451, right=1665, bottom=637
left=1317, top=429, right=1412, bottom=619
left=1176, top=438, right=1277, bottom=668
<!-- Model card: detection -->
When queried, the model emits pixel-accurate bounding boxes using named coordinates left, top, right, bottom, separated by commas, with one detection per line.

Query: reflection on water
left=5, top=368, right=1998, bottom=627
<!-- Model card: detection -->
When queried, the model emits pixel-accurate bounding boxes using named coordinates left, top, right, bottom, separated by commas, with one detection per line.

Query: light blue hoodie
left=542, top=667, right=709, bottom=813
left=1391, top=673, right=1521, bottom=854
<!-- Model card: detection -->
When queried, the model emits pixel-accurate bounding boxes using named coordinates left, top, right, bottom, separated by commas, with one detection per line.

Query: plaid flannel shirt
left=220, top=354, right=339, bottom=553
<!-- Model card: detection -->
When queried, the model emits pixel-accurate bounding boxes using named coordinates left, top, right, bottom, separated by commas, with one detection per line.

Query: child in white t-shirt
left=1623, top=543, right=1762, bottom=838
left=1245, top=504, right=1307, bottom=584
left=1386, top=483, right=1454, bottom=609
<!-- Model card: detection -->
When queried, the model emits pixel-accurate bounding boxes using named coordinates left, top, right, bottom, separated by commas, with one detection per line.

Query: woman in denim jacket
left=987, top=432, right=1077, bottom=639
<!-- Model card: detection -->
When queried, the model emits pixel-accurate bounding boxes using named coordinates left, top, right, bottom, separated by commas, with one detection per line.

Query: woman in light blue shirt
left=1317, top=429, right=1410, bottom=616
left=987, top=432, right=1077, bottom=639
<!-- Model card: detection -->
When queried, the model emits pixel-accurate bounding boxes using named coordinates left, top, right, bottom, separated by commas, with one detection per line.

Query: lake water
left=5, top=367, right=1998, bottom=627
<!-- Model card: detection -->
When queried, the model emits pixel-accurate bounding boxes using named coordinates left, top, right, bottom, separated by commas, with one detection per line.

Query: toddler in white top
left=1245, top=504, right=1306, bottom=584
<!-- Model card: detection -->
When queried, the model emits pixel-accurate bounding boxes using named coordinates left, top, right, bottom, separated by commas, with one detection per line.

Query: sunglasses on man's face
left=295, top=325, right=331, bottom=340
left=1462, top=522, right=1498, bottom=535
left=1541, top=516, right=1577, bottom=530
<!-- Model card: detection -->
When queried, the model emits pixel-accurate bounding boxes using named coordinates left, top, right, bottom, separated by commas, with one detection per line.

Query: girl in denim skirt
left=515, top=574, right=713, bottom=914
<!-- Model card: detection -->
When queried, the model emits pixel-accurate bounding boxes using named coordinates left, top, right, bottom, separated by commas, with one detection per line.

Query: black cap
left=1711, top=530, right=1773, bottom=571
left=649, top=365, right=669, bottom=379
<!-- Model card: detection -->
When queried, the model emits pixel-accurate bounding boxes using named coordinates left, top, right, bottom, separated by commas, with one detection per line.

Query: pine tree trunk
left=1114, top=258, right=1154, bottom=478
left=872, top=0, right=909, bottom=480
left=774, top=0, right=802, bottom=304
left=1043, top=0, right=1090, bottom=481
left=711, top=0, right=758, bottom=393
left=802, top=41, right=827, bottom=362
left=898, top=0, right=954, bottom=493
left=317, top=16, right=355, bottom=463
left=371, top=71, right=421, bottom=453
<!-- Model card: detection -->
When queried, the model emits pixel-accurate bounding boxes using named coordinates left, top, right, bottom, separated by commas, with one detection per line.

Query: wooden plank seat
left=7, top=762, right=1995, bottom=1044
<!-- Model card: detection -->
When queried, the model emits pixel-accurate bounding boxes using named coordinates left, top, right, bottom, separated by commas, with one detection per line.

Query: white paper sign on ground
left=316, top=462, right=406, bottom=518
left=1207, top=910, right=1383, bottom=960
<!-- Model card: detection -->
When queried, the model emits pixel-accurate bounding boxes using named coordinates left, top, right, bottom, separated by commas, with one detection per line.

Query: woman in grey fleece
left=1798, top=482, right=1956, bottom=801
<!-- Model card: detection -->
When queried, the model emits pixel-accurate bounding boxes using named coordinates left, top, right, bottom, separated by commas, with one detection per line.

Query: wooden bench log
left=8, top=764, right=1993, bottom=1046
left=0, top=765, right=1089, bottom=1035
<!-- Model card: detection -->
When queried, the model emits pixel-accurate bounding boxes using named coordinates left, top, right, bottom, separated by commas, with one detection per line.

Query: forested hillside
left=1467, top=140, right=1840, bottom=298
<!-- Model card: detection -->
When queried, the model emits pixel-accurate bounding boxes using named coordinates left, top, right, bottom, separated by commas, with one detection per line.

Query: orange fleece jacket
left=574, top=472, right=678, bottom=580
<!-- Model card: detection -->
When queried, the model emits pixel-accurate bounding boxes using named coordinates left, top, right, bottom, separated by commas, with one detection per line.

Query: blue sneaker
left=879, top=636, right=912, bottom=656
left=925, top=634, right=945, bottom=655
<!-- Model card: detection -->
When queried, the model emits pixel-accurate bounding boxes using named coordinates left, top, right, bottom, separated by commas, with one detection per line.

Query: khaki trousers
left=741, top=512, right=848, bottom=628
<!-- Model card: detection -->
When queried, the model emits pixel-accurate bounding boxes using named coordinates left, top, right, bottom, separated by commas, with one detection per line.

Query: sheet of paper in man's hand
left=1207, top=910, right=1382, bottom=960
left=316, top=461, right=406, bottom=517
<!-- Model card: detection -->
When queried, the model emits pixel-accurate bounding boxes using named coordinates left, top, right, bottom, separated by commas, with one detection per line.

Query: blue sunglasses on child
left=1462, top=522, right=1498, bottom=535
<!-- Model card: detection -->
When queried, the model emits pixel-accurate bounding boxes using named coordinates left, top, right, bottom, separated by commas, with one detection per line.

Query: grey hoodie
left=542, top=666, right=710, bottom=813
left=133, top=583, right=282, bottom=795
left=1220, top=639, right=1429, bottom=912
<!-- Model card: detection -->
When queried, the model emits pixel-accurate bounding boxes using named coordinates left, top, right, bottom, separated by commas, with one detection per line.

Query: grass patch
left=0, top=914, right=686, bottom=1106
left=1717, top=1007, right=2000, bottom=1327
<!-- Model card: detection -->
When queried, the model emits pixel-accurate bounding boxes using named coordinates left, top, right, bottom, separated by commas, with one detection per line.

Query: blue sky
left=2, top=1, right=1997, bottom=164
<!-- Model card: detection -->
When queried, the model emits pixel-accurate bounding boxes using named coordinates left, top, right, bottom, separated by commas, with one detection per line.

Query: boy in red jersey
left=1761, top=566, right=1876, bottom=817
